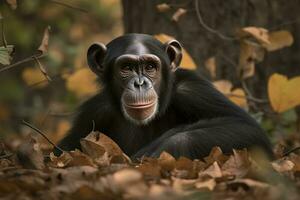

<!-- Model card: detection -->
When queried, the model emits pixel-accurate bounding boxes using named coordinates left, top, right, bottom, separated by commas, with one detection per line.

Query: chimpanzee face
left=87, top=34, right=182, bottom=125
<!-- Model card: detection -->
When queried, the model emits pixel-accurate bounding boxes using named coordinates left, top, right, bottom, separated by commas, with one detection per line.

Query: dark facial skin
left=115, top=54, right=161, bottom=124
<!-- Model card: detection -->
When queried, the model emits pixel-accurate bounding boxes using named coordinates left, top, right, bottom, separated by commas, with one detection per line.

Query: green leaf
left=0, top=45, right=14, bottom=65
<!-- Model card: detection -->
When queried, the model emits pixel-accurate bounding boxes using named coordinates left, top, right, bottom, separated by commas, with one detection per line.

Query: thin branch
left=49, top=0, right=88, bottom=13
left=22, top=120, right=64, bottom=153
left=0, top=54, right=47, bottom=73
left=282, top=146, right=300, bottom=157
left=194, top=0, right=237, bottom=41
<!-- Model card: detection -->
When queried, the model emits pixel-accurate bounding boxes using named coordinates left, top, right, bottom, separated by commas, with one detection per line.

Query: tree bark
left=122, top=0, right=300, bottom=98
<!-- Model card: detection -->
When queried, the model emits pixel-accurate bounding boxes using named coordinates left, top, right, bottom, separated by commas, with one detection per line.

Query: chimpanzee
left=55, top=33, right=273, bottom=159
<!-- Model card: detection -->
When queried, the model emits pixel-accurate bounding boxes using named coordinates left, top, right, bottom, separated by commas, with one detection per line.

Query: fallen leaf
left=113, top=169, right=143, bottom=187
left=158, top=151, right=176, bottom=171
left=156, top=3, right=171, bottom=12
left=213, top=80, right=232, bottom=94
left=16, top=136, right=45, bottom=170
left=272, top=159, right=294, bottom=173
left=204, top=146, right=229, bottom=166
left=238, top=27, right=270, bottom=45
left=199, top=161, right=222, bottom=179
left=213, top=80, right=247, bottom=108
left=238, top=40, right=265, bottom=79
left=195, top=178, right=216, bottom=191
left=268, top=73, right=300, bottom=113
left=154, top=34, right=197, bottom=70
left=172, top=8, right=187, bottom=22
left=49, top=151, right=73, bottom=168
left=264, top=30, right=294, bottom=51
left=229, top=88, right=247, bottom=108
left=222, top=149, right=251, bottom=178
left=38, top=26, right=51, bottom=54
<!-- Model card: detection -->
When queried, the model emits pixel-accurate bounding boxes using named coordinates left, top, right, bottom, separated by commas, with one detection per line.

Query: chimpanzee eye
left=121, top=65, right=132, bottom=71
left=145, top=64, right=156, bottom=72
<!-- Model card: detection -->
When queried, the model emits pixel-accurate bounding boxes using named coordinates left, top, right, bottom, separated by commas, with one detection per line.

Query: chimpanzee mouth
left=124, top=101, right=156, bottom=109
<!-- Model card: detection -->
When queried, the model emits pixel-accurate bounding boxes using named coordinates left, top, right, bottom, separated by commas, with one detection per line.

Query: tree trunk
left=122, top=0, right=300, bottom=98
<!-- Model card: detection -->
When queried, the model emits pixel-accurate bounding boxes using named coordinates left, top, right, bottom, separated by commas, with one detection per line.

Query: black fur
left=55, top=34, right=273, bottom=159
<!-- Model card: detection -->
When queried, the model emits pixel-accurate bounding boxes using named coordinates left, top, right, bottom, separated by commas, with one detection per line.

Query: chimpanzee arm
left=133, top=69, right=273, bottom=159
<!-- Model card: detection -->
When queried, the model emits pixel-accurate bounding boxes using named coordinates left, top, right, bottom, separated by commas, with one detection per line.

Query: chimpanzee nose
left=130, top=76, right=151, bottom=91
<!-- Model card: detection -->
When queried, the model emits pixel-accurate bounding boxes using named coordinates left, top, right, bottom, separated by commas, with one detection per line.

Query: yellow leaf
left=65, top=68, right=99, bottom=98
left=213, top=80, right=247, bottom=108
left=229, top=88, right=247, bottom=108
left=154, top=34, right=197, bottom=70
left=264, top=30, right=294, bottom=52
left=268, top=73, right=300, bottom=113
left=22, top=67, right=48, bottom=88
left=213, top=80, right=232, bottom=94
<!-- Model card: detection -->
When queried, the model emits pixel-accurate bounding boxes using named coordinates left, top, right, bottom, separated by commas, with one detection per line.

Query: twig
left=49, top=0, right=88, bottom=13
left=22, top=120, right=64, bottom=153
left=241, top=80, right=254, bottom=99
left=0, top=54, right=47, bottom=73
left=194, top=0, right=237, bottom=41
left=282, top=146, right=300, bottom=157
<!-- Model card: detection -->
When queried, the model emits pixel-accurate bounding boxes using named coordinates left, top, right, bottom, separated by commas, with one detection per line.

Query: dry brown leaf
left=238, top=40, right=265, bottom=79
left=238, top=27, right=270, bottom=45
left=264, top=30, right=294, bottom=51
left=272, top=159, right=295, bottom=173
left=222, top=149, right=251, bottom=178
left=16, top=137, right=45, bottom=170
left=199, top=161, right=222, bottom=179
left=68, top=150, right=96, bottom=167
left=6, top=0, right=17, bottom=10
left=195, top=178, right=216, bottom=191
left=204, top=146, right=229, bottom=166
left=289, top=154, right=300, bottom=172
left=172, top=157, right=198, bottom=179
left=80, top=132, right=107, bottom=159
left=38, top=26, right=51, bottom=54
left=172, top=8, right=187, bottom=22
left=205, top=57, right=217, bottom=79
left=268, top=73, right=300, bottom=113
left=49, top=151, right=73, bottom=168
left=156, top=3, right=171, bottom=12
left=113, top=169, right=143, bottom=187
left=154, top=34, right=197, bottom=70
left=137, top=161, right=161, bottom=179
left=65, top=68, right=98, bottom=98
left=158, top=151, right=176, bottom=171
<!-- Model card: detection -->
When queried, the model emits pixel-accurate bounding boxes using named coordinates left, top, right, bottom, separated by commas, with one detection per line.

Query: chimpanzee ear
left=165, top=40, right=182, bottom=71
left=87, top=43, right=107, bottom=75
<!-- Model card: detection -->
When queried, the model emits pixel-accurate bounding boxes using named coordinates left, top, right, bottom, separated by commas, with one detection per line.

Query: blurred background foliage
left=0, top=0, right=122, bottom=142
